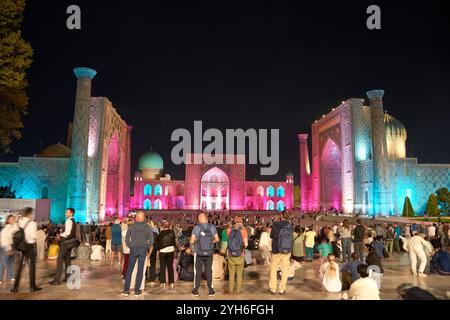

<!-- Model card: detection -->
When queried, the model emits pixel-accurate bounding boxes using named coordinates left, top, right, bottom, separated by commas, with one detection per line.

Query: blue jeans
left=123, top=247, right=147, bottom=294
left=0, top=247, right=15, bottom=281
left=342, top=238, right=352, bottom=263
left=306, top=247, right=314, bottom=260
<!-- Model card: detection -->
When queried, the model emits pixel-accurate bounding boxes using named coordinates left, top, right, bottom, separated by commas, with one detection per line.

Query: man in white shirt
left=348, top=264, right=380, bottom=300
left=428, top=223, right=436, bottom=238
left=50, top=208, right=77, bottom=286
left=11, top=207, right=42, bottom=293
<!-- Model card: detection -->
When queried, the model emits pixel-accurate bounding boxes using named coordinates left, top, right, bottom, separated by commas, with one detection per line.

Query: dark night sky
left=4, top=0, right=450, bottom=184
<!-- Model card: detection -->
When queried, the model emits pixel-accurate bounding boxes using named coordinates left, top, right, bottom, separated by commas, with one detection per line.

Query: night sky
left=4, top=0, right=450, bottom=184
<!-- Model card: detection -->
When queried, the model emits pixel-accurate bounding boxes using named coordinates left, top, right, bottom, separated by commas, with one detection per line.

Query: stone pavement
left=0, top=252, right=449, bottom=300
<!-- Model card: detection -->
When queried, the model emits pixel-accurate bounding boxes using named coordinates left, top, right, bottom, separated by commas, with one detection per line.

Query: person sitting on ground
left=347, top=264, right=380, bottom=300
left=90, top=241, right=104, bottom=261
left=319, top=253, right=342, bottom=293
left=76, top=241, right=91, bottom=261
left=178, top=245, right=194, bottom=281
left=365, top=246, right=384, bottom=274
left=317, top=238, right=333, bottom=261
left=212, top=249, right=226, bottom=281
left=278, top=258, right=301, bottom=281
left=47, top=240, right=60, bottom=260
left=430, top=244, right=450, bottom=275
left=372, top=236, right=385, bottom=259
left=340, top=252, right=363, bottom=290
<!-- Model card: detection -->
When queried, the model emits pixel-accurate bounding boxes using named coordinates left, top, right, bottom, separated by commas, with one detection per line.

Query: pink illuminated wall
left=131, top=153, right=294, bottom=212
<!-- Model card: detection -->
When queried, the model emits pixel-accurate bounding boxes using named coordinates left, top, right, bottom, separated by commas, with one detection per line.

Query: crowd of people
left=0, top=207, right=449, bottom=300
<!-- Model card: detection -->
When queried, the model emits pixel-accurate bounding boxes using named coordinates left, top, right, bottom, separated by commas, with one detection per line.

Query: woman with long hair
left=339, top=219, right=352, bottom=263
left=319, top=253, right=342, bottom=292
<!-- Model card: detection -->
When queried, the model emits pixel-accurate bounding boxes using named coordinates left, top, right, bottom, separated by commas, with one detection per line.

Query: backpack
left=353, top=225, right=365, bottom=241
left=197, top=224, right=214, bottom=256
left=12, top=220, right=31, bottom=252
left=277, top=223, right=293, bottom=253
left=227, top=227, right=244, bottom=257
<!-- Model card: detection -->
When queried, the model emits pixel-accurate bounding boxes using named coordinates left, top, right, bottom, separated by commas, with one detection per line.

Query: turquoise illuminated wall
left=0, top=157, right=69, bottom=223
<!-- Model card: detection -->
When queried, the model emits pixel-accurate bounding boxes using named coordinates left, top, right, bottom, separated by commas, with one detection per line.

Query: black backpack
left=197, top=224, right=214, bottom=256
left=227, top=227, right=244, bottom=257
left=277, top=223, right=293, bottom=253
left=12, top=220, right=31, bottom=252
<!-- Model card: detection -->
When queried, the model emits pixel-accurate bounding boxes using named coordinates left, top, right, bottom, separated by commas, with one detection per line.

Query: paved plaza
left=0, top=251, right=449, bottom=300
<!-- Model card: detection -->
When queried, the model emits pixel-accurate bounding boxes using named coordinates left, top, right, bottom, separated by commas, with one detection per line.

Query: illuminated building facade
left=131, top=153, right=294, bottom=212
left=0, top=67, right=131, bottom=223
left=299, top=90, right=450, bottom=216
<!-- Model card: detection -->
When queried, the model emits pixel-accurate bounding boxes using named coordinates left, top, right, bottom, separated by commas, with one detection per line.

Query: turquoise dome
left=139, top=150, right=163, bottom=170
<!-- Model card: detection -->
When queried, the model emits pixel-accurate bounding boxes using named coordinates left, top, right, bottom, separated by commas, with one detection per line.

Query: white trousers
left=409, top=245, right=427, bottom=274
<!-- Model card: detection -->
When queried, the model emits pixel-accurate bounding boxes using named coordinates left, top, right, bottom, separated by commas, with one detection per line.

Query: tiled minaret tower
left=367, top=89, right=391, bottom=215
left=68, top=67, right=97, bottom=222
left=297, top=134, right=311, bottom=211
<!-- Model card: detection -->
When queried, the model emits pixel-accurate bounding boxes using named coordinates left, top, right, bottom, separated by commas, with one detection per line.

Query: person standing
left=352, top=219, right=366, bottom=262
left=36, top=226, right=47, bottom=260
left=259, top=226, right=272, bottom=265
left=268, top=211, right=293, bottom=295
left=110, top=219, right=122, bottom=265
left=75, top=222, right=82, bottom=244
left=0, top=215, right=18, bottom=285
left=156, top=220, right=176, bottom=289
left=339, top=220, right=352, bottom=263
left=226, top=216, right=248, bottom=295
left=83, top=223, right=90, bottom=245
left=385, top=224, right=395, bottom=256
left=393, top=223, right=402, bottom=253
left=50, top=208, right=77, bottom=286
left=11, top=207, right=42, bottom=292
left=105, top=223, right=112, bottom=257
left=121, top=218, right=132, bottom=280
left=190, top=212, right=219, bottom=297
left=292, top=226, right=304, bottom=262
left=122, top=211, right=154, bottom=297
left=304, top=225, right=316, bottom=262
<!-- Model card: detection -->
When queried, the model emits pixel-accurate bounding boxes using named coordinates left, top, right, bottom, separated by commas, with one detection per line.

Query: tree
left=402, top=196, right=415, bottom=217
left=0, top=0, right=33, bottom=153
left=0, top=185, right=16, bottom=198
left=426, top=193, right=439, bottom=217
left=294, top=185, right=300, bottom=209
left=436, top=187, right=450, bottom=216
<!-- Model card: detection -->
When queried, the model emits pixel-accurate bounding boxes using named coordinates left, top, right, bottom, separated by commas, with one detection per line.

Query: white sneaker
left=0, top=281, right=3, bottom=285
left=412, top=271, right=417, bottom=276
left=418, top=272, right=427, bottom=278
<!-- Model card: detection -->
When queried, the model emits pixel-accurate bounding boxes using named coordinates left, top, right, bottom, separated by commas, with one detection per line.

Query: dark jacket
left=365, top=251, right=384, bottom=273
left=179, top=251, right=194, bottom=281
left=352, top=225, right=365, bottom=242
left=124, top=222, right=154, bottom=250
left=156, top=229, right=176, bottom=251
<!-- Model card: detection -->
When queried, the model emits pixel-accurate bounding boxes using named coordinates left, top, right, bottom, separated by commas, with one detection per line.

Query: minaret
left=297, top=134, right=311, bottom=211
left=68, top=67, right=97, bottom=222
left=367, top=89, right=391, bottom=216
left=285, top=171, right=294, bottom=210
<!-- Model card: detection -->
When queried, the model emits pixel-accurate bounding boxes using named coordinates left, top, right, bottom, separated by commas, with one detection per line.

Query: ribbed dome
left=37, top=143, right=71, bottom=158
left=384, top=113, right=407, bottom=140
left=138, top=150, right=163, bottom=170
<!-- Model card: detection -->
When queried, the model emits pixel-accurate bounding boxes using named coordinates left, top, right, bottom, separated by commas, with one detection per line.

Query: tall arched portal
left=200, top=167, right=230, bottom=210
left=320, top=138, right=342, bottom=211
left=104, top=132, right=120, bottom=220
